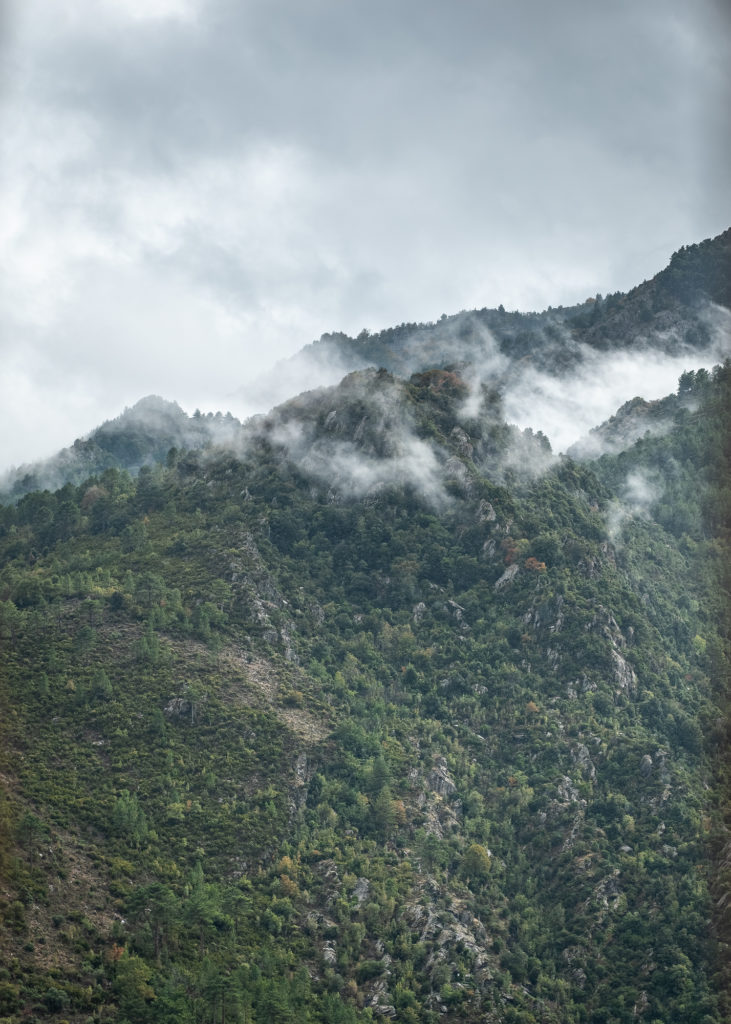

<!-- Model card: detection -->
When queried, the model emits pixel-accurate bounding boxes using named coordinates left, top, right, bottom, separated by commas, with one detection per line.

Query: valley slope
left=0, top=359, right=729, bottom=1024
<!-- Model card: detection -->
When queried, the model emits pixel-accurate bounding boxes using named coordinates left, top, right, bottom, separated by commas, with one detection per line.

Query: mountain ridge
left=0, top=397, right=243, bottom=504
left=3, top=227, right=728, bottom=503
left=242, top=226, right=731, bottom=402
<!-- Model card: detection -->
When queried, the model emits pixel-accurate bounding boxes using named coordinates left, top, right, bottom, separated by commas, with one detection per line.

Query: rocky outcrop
left=450, top=426, right=474, bottom=459
left=313, top=859, right=341, bottom=908
left=572, top=743, right=597, bottom=780
left=230, top=531, right=299, bottom=662
left=163, top=696, right=191, bottom=718
left=523, top=595, right=565, bottom=634
left=364, top=977, right=396, bottom=1017
left=427, top=757, right=457, bottom=798
left=611, top=649, right=637, bottom=692
left=495, top=563, right=520, bottom=589
left=476, top=498, right=496, bottom=523
left=353, top=877, right=370, bottom=904
left=444, top=456, right=474, bottom=496
left=557, top=775, right=582, bottom=804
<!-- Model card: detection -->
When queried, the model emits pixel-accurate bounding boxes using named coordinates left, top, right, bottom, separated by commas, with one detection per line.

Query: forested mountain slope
left=0, top=398, right=242, bottom=505
left=0, top=361, right=729, bottom=1023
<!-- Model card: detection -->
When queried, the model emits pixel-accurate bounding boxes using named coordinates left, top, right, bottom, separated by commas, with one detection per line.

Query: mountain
left=0, top=352, right=729, bottom=1023
left=0, top=397, right=243, bottom=505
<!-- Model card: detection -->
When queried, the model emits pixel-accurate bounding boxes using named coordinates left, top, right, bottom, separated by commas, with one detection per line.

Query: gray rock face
left=444, top=455, right=474, bottom=495
left=294, top=752, right=309, bottom=787
left=367, top=979, right=396, bottom=1018
left=314, top=859, right=341, bottom=906
left=570, top=967, right=588, bottom=988
left=639, top=754, right=653, bottom=777
left=573, top=743, right=597, bottom=780
left=446, top=599, right=465, bottom=621
left=428, top=757, right=457, bottom=798
left=611, top=649, right=637, bottom=692
left=412, top=601, right=427, bottom=623
left=353, top=877, right=370, bottom=904
left=494, top=563, right=520, bottom=589
left=590, top=871, right=623, bottom=912
left=557, top=775, right=581, bottom=803
left=164, top=697, right=191, bottom=718
left=582, top=605, right=638, bottom=694
left=476, top=499, right=497, bottom=523
left=523, top=595, right=565, bottom=634
left=230, top=531, right=299, bottom=662
left=654, top=748, right=671, bottom=782
left=450, top=426, right=474, bottom=458
left=309, top=601, right=325, bottom=625
left=424, top=805, right=444, bottom=837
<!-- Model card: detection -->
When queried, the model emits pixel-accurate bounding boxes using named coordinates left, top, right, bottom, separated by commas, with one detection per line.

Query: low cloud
left=257, top=303, right=730, bottom=468
left=498, top=428, right=556, bottom=483
left=621, top=469, right=663, bottom=512
left=568, top=405, right=674, bottom=461
left=606, top=468, right=664, bottom=541
left=501, top=319, right=729, bottom=455
left=251, top=373, right=453, bottom=507
left=300, top=433, right=448, bottom=507
left=235, top=344, right=372, bottom=422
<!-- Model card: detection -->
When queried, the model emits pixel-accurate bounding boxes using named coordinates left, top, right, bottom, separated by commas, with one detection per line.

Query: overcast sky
left=1, top=0, right=729, bottom=470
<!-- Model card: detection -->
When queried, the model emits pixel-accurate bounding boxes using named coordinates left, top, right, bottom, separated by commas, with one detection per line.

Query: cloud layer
left=1, top=0, right=729, bottom=469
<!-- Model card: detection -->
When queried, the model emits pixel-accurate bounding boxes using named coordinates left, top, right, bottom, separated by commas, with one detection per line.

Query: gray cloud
left=1, top=0, right=729, bottom=469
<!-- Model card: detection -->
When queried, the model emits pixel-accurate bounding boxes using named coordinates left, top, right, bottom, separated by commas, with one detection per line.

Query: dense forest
left=0, top=352, right=729, bottom=1022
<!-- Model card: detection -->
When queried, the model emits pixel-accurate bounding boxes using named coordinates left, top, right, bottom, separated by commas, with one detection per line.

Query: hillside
left=0, top=398, right=242, bottom=505
left=0, top=360, right=729, bottom=1023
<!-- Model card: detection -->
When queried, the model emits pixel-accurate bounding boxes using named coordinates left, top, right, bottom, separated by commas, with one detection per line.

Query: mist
left=0, top=396, right=245, bottom=500
left=2, top=258, right=729, bottom=504
left=605, top=468, right=665, bottom=541
left=255, top=372, right=454, bottom=508
left=492, top=311, right=730, bottom=455
left=243, top=303, right=730, bottom=463
left=234, top=344, right=373, bottom=422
